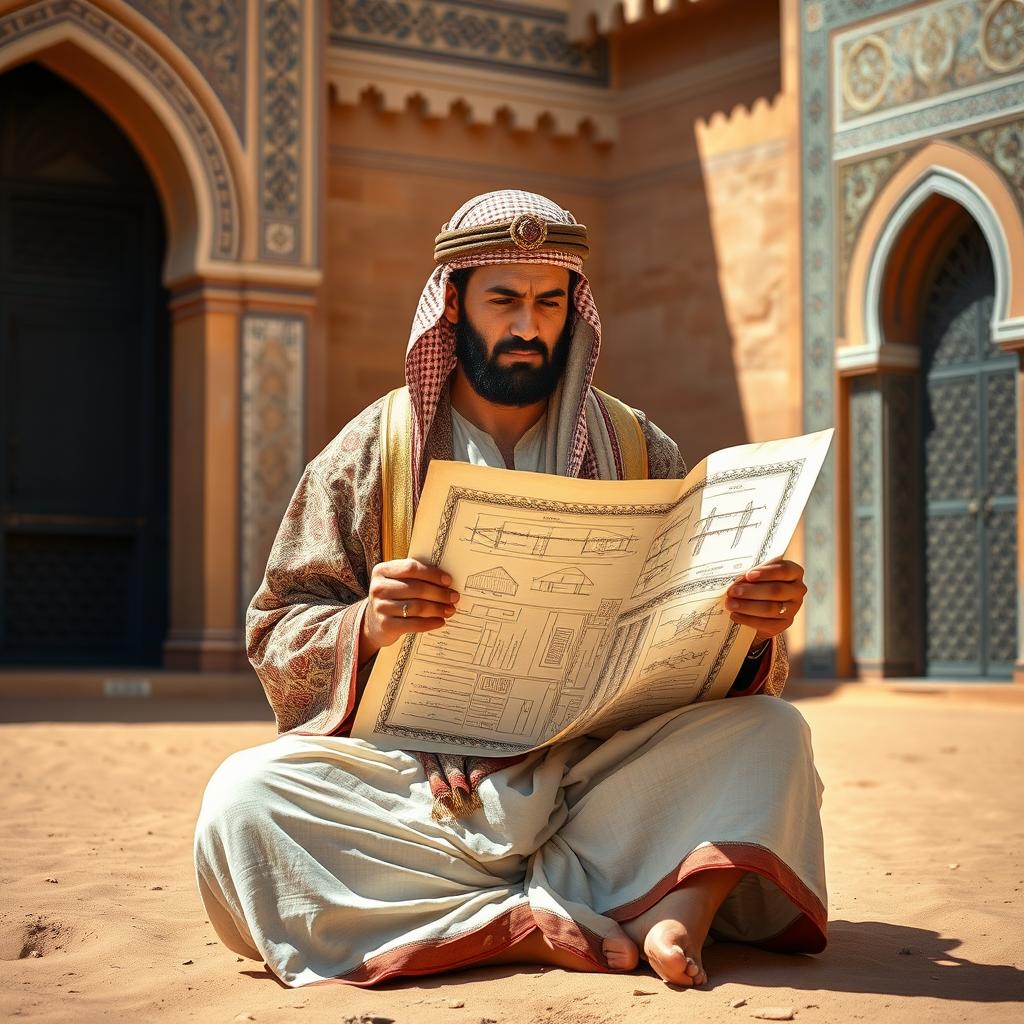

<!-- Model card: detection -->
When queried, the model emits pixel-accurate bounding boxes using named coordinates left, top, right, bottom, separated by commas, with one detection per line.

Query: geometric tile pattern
left=987, top=370, right=1019, bottom=497
left=885, top=371, right=922, bottom=667
left=328, top=0, right=609, bottom=85
left=924, top=376, right=979, bottom=504
left=850, top=377, right=881, bottom=661
left=926, top=507, right=981, bottom=667
left=988, top=507, right=1019, bottom=664
left=127, top=0, right=247, bottom=138
left=260, top=1, right=303, bottom=261
left=241, top=315, right=306, bottom=617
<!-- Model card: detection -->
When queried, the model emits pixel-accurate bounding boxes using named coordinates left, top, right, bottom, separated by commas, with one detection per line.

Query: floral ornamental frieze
left=834, top=0, right=1024, bottom=129
left=260, top=0, right=303, bottom=262
left=0, top=0, right=238, bottom=262
left=126, top=0, right=246, bottom=138
left=329, top=0, right=608, bottom=85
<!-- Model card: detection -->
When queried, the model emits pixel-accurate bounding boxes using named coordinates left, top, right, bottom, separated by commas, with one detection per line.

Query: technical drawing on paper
left=689, top=500, right=766, bottom=556
left=641, top=649, right=708, bottom=677
left=532, top=566, right=594, bottom=596
left=418, top=602, right=524, bottom=671
left=465, top=565, right=518, bottom=597
left=650, top=605, right=723, bottom=648
left=464, top=514, right=638, bottom=561
left=633, top=512, right=692, bottom=596
left=586, top=598, right=621, bottom=628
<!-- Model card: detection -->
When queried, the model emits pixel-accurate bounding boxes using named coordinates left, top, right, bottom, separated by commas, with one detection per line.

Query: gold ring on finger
left=779, top=604, right=787, bottom=616
left=402, top=602, right=409, bottom=619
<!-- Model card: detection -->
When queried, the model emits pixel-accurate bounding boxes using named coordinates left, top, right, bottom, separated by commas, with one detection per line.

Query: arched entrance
left=919, top=219, right=1018, bottom=677
left=0, top=63, right=170, bottom=665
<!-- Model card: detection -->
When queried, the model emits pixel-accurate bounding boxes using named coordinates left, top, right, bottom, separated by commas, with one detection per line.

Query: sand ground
left=2, top=682, right=1023, bottom=1023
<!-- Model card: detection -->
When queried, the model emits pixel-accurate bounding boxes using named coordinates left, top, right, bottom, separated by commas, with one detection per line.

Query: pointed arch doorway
left=920, top=219, right=1018, bottom=678
left=0, top=63, right=170, bottom=665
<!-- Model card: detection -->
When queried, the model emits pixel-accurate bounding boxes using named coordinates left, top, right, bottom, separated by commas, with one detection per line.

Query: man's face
left=446, top=264, right=573, bottom=407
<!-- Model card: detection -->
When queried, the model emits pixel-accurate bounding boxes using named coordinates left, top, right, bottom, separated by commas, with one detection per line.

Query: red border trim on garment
left=303, top=905, right=607, bottom=988
left=606, top=841, right=827, bottom=954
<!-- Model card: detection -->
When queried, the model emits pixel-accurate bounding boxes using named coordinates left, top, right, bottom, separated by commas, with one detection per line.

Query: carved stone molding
left=330, top=0, right=608, bottom=85
left=126, top=0, right=246, bottom=138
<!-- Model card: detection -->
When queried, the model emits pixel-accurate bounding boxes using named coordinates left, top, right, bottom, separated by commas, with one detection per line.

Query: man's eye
left=491, top=298, right=513, bottom=305
left=540, top=300, right=560, bottom=308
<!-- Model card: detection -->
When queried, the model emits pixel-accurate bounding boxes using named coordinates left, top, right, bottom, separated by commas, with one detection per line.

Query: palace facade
left=0, top=0, right=1020, bottom=682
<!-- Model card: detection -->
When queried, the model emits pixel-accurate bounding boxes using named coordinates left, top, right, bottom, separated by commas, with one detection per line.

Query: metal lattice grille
left=3, top=533, right=136, bottom=654
left=920, top=221, right=1017, bottom=678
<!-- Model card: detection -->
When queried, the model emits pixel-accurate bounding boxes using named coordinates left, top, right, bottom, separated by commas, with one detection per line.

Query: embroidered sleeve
left=245, top=402, right=385, bottom=735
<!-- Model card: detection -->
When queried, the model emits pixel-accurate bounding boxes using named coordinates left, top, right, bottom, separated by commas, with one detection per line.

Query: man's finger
left=725, top=597, right=798, bottom=618
left=744, top=560, right=804, bottom=583
left=727, top=580, right=805, bottom=602
left=377, top=558, right=452, bottom=588
left=387, top=616, right=448, bottom=635
left=375, top=578, right=459, bottom=606
left=728, top=611, right=788, bottom=631
left=380, top=599, right=456, bottom=620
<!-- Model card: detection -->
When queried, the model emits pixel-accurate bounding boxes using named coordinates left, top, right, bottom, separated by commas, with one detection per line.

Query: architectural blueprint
left=351, top=428, right=834, bottom=756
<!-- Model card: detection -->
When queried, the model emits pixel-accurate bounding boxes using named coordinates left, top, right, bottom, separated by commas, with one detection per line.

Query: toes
left=602, top=925, right=640, bottom=972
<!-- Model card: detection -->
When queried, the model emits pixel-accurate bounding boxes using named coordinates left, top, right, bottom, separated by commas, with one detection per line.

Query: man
left=194, top=190, right=826, bottom=990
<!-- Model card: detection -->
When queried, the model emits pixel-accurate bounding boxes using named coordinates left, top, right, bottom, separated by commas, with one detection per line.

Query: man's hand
left=359, top=558, right=459, bottom=666
left=725, top=558, right=806, bottom=648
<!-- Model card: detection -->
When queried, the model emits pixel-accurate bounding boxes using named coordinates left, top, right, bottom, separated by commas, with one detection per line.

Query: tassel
left=431, top=787, right=482, bottom=823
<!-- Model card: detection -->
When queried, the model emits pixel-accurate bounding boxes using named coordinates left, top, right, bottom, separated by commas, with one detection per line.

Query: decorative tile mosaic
left=834, top=76, right=1024, bottom=156
left=801, top=0, right=908, bottom=675
left=260, top=0, right=303, bottom=261
left=834, top=0, right=1024, bottom=130
left=241, top=314, right=306, bottom=618
left=0, top=0, right=239, bottom=262
left=328, top=0, right=609, bottom=85
left=127, top=0, right=246, bottom=138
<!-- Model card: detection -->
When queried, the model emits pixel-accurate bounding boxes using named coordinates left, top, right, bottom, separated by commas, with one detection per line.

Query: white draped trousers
left=193, top=694, right=828, bottom=988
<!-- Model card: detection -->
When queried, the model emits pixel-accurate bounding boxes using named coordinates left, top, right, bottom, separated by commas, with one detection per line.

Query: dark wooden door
left=0, top=64, right=170, bottom=665
left=920, top=220, right=1018, bottom=679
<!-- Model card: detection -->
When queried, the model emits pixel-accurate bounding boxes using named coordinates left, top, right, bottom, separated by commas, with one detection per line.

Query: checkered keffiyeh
left=403, top=190, right=603, bottom=821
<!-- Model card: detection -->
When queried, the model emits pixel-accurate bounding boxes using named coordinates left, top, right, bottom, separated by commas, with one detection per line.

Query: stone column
left=163, top=287, right=244, bottom=671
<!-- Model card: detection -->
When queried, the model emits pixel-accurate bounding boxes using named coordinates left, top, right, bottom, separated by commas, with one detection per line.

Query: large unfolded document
left=352, top=428, right=833, bottom=757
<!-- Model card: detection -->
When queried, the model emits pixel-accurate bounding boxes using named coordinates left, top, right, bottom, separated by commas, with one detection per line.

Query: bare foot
left=642, top=919, right=707, bottom=986
left=621, top=867, right=745, bottom=988
left=601, top=922, right=640, bottom=971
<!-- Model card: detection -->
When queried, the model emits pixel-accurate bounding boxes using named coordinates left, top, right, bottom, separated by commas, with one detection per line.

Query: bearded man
left=193, top=190, right=826, bottom=990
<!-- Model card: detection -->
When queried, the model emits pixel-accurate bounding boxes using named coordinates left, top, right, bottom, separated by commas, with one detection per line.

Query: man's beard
left=454, top=312, right=573, bottom=407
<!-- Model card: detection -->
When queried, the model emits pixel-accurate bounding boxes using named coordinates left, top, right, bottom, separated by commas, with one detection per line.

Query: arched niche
left=836, top=141, right=1024, bottom=680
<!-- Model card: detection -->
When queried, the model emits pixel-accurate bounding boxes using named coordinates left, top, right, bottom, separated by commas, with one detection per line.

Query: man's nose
left=509, top=306, right=540, bottom=340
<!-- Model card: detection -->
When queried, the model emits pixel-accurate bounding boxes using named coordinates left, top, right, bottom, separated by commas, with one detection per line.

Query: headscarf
left=404, top=189, right=608, bottom=501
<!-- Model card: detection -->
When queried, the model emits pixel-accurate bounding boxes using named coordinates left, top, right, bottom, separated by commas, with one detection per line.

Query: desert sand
left=2, top=681, right=1023, bottom=1023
